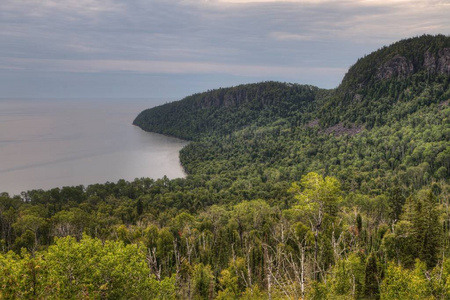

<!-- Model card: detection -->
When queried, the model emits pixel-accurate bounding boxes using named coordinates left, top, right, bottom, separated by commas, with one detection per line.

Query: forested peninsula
left=2, top=35, right=450, bottom=299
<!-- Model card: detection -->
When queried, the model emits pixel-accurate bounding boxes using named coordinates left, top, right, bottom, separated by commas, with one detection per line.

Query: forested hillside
left=320, top=34, right=450, bottom=128
left=1, top=35, right=450, bottom=299
left=133, top=82, right=321, bottom=140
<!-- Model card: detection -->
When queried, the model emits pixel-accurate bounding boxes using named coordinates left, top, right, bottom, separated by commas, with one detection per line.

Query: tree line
left=1, top=34, right=450, bottom=299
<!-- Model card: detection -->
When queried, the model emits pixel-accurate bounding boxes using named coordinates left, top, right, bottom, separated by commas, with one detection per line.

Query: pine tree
left=413, top=189, right=441, bottom=269
left=136, top=198, right=143, bottom=216
left=388, top=186, right=405, bottom=224
left=364, top=252, right=379, bottom=299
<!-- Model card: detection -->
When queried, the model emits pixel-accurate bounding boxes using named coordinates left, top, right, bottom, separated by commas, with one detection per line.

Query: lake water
left=0, top=98, right=188, bottom=196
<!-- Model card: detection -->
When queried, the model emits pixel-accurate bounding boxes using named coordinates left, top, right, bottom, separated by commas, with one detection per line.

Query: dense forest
left=1, top=35, right=450, bottom=299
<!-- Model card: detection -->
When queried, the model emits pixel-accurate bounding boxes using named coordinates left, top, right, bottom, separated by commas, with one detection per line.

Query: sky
left=1, top=0, right=449, bottom=99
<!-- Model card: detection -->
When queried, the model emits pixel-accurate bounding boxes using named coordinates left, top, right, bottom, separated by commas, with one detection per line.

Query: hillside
left=135, top=35, right=450, bottom=136
left=135, top=34, right=450, bottom=195
left=319, top=34, right=450, bottom=128
left=133, top=81, right=322, bottom=140
left=1, top=35, right=450, bottom=299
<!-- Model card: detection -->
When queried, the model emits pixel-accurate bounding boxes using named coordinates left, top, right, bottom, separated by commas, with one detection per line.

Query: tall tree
left=413, top=189, right=441, bottom=269
left=289, top=172, right=342, bottom=280
left=364, top=252, right=380, bottom=299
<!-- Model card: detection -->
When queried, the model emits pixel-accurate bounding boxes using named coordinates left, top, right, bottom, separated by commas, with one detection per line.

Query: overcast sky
left=1, top=0, right=449, bottom=99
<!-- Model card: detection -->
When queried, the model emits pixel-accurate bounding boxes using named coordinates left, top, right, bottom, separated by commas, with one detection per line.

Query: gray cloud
left=1, top=0, right=449, bottom=98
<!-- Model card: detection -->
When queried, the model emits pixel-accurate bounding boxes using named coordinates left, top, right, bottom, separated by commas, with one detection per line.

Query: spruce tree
left=413, top=189, right=441, bottom=269
left=364, top=252, right=379, bottom=300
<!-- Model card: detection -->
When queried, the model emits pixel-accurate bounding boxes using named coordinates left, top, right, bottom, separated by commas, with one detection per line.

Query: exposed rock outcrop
left=438, top=48, right=450, bottom=74
left=376, top=55, right=414, bottom=80
left=373, top=47, right=450, bottom=81
left=424, top=50, right=437, bottom=73
left=306, top=119, right=319, bottom=128
left=199, top=91, right=249, bottom=109
left=321, top=122, right=364, bottom=137
left=424, top=48, right=450, bottom=74
left=353, top=93, right=363, bottom=102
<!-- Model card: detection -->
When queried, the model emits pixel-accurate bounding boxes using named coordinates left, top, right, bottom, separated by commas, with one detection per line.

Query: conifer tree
left=364, top=252, right=379, bottom=299
left=413, top=190, right=441, bottom=269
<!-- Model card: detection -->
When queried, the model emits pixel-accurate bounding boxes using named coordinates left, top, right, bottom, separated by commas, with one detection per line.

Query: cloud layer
left=1, top=0, right=449, bottom=98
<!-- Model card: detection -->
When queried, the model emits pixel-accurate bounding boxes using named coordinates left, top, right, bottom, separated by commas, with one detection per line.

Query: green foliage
left=412, top=190, right=441, bottom=269
left=290, top=172, right=342, bottom=217
left=192, top=263, right=214, bottom=299
left=380, top=260, right=433, bottom=300
left=381, top=220, right=415, bottom=267
left=364, top=252, right=380, bottom=299
left=133, top=81, right=319, bottom=141
left=0, top=250, right=45, bottom=299
left=216, top=269, right=240, bottom=300
left=327, top=253, right=366, bottom=299
left=323, top=34, right=450, bottom=128
left=1, top=35, right=450, bottom=298
left=0, top=236, right=176, bottom=299
left=306, top=281, right=328, bottom=300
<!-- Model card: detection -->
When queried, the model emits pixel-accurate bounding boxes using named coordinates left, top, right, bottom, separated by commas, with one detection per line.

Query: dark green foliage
left=413, top=190, right=441, bottom=269
left=133, top=81, right=319, bottom=141
left=1, top=35, right=450, bottom=299
left=134, top=36, right=449, bottom=201
left=364, top=253, right=380, bottom=299
left=135, top=35, right=450, bottom=135
left=193, top=263, right=214, bottom=299
left=356, top=213, right=362, bottom=234
left=319, top=35, right=450, bottom=128
left=388, top=187, right=405, bottom=223
left=136, top=198, right=143, bottom=216
left=340, top=35, right=450, bottom=93
left=178, top=103, right=449, bottom=199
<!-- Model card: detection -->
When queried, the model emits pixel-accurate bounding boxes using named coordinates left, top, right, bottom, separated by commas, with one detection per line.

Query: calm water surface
left=0, top=98, right=187, bottom=195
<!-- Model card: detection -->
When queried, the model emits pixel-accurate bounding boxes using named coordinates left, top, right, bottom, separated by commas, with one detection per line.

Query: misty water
left=0, top=98, right=188, bottom=196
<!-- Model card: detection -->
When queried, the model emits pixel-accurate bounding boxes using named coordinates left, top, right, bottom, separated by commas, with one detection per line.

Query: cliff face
left=375, top=48, right=450, bottom=81
left=340, top=35, right=450, bottom=92
left=197, top=89, right=252, bottom=109
left=195, top=82, right=308, bottom=109
left=376, top=55, right=414, bottom=80
left=317, top=35, right=450, bottom=128
left=424, top=48, right=450, bottom=75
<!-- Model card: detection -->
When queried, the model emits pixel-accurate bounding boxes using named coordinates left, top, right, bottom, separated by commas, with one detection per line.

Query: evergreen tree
left=136, top=198, right=143, bottom=216
left=364, top=252, right=379, bottom=299
left=388, top=186, right=405, bottom=224
left=413, top=190, right=441, bottom=269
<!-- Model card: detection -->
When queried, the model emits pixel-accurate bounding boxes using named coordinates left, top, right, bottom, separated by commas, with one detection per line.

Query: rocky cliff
left=340, top=34, right=450, bottom=92
left=424, top=48, right=450, bottom=75
left=318, top=35, right=450, bottom=128
left=376, top=55, right=415, bottom=80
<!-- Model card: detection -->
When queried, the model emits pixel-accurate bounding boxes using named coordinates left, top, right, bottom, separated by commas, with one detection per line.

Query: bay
left=0, top=98, right=187, bottom=196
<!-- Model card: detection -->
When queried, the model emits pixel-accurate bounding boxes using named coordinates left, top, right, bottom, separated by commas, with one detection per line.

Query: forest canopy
left=2, top=34, right=450, bottom=299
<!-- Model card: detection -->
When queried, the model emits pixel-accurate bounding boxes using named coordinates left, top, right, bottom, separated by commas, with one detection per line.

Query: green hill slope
left=134, top=34, right=450, bottom=196
left=320, top=34, right=450, bottom=128
left=135, top=35, right=450, bottom=137
left=1, top=35, right=450, bottom=299
left=133, top=81, right=322, bottom=140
